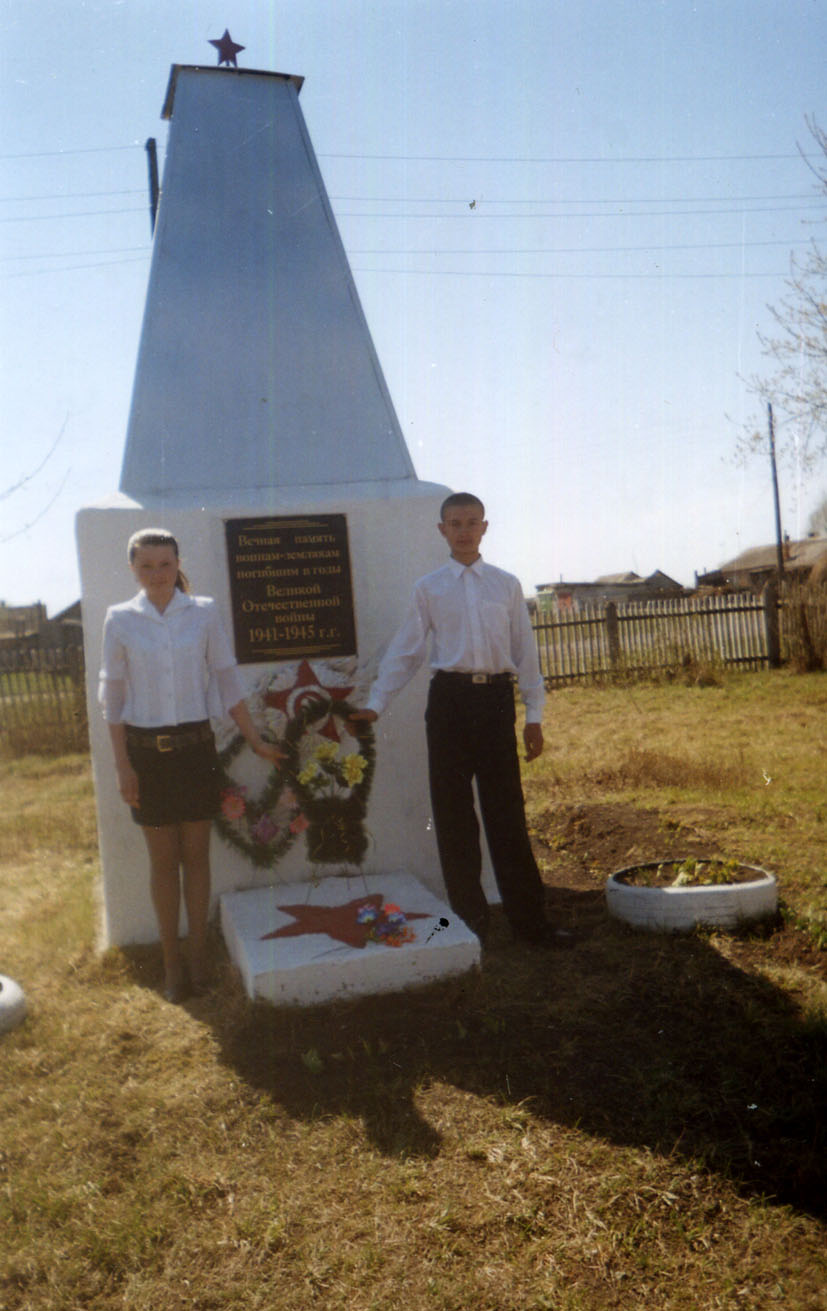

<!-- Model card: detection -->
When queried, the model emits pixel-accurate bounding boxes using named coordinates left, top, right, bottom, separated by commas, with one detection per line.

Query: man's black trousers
left=425, top=671, right=546, bottom=941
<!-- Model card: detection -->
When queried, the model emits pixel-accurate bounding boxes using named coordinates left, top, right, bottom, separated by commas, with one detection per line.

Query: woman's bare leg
left=141, top=824, right=184, bottom=994
left=180, top=819, right=213, bottom=987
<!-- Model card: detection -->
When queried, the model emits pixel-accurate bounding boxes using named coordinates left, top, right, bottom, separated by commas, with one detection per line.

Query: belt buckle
left=156, top=734, right=174, bottom=753
left=471, top=673, right=488, bottom=685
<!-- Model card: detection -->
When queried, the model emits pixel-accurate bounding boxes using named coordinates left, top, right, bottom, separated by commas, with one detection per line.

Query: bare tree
left=807, top=492, right=827, bottom=535
left=0, top=418, right=70, bottom=545
left=740, top=117, right=827, bottom=474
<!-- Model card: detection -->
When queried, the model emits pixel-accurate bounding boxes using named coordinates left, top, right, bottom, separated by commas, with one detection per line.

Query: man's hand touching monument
left=348, top=708, right=378, bottom=725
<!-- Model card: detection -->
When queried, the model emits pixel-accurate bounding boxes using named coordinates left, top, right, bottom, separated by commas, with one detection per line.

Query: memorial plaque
left=225, top=515, right=357, bottom=662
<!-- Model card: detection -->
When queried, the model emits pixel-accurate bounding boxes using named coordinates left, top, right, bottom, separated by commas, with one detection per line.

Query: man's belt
left=434, top=670, right=514, bottom=686
left=126, top=722, right=213, bottom=753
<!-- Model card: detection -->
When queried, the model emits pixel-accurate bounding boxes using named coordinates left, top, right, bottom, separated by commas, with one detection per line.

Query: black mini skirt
left=125, top=721, right=221, bottom=828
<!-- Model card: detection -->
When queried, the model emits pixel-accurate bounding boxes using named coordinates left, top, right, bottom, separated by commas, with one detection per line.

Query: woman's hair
left=127, top=528, right=190, bottom=593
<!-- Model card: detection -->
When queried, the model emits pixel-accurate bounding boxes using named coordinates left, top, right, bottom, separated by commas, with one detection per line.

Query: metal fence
left=532, top=591, right=779, bottom=684
left=0, top=645, right=88, bottom=752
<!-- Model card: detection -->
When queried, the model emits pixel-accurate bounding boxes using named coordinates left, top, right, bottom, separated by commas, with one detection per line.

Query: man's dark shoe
left=514, top=922, right=574, bottom=948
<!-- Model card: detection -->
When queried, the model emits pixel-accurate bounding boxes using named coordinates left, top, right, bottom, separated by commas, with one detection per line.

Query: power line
left=0, top=189, right=144, bottom=204
left=0, top=222, right=809, bottom=280
left=0, top=245, right=149, bottom=263
left=0, top=206, right=146, bottom=224
left=0, top=142, right=815, bottom=166
left=1, top=236, right=805, bottom=267
left=350, top=266, right=791, bottom=280
left=0, top=186, right=814, bottom=207
left=320, top=150, right=814, bottom=164
left=0, top=144, right=140, bottom=160
left=0, top=141, right=817, bottom=282
left=335, top=202, right=827, bottom=220
left=0, top=254, right=149, bottom=279
left=349, top=238, right=810, bottom=257
left=1, top=250, right=790, bottom=284
left=331, top=191, right=819, bottom=205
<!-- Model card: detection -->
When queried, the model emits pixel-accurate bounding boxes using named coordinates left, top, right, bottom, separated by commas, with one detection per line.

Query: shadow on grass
left=137, top=885, right=827, bottom=1219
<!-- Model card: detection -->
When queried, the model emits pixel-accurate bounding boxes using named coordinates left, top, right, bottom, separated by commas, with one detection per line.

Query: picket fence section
left=0, top=645, right=87, bottom=750
left=532, top=593, right=775, bottom=685
left=0, top=585, right=818, bottom=749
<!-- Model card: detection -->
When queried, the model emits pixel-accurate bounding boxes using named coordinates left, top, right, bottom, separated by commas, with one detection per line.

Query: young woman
left=99, top=528, right=281, bottom=1001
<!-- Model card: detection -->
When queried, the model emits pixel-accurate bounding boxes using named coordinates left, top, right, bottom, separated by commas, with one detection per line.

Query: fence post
left=762, top=580, right=781, bottom=668
left=605, top=601, right=620, bottom=670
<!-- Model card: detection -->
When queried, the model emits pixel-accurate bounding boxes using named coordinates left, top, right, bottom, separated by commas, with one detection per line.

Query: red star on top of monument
left=263, top=659, right=354, bottom=741
left=209, top=29, right=245, bottom=67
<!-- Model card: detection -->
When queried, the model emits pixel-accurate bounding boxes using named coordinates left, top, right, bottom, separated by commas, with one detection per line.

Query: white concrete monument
left=77, top=60, right=482, bottom=996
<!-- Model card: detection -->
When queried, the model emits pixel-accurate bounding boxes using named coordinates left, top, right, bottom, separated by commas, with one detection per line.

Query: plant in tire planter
left=605, top=858, right=778, bottom=932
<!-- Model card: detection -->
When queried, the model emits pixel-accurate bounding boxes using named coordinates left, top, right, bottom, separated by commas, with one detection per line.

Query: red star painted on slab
left=264, top=659, right=354, bottom=741
left=261, top=895, right=430, bottom=949
left=209, top=29, right=245, bottom=67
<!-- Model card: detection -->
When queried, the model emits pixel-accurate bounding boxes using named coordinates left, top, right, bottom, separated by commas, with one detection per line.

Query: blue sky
left=1, top=0, right=826, bottom=613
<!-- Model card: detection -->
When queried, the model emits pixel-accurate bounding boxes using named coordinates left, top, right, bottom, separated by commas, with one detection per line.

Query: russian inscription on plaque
left=225, top=515, right=357, bottom=662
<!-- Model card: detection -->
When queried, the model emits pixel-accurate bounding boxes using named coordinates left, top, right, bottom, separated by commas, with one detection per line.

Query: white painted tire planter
left=0, top=974, right=27, bottom=1034
left=606, top=863, right=778, bottom=932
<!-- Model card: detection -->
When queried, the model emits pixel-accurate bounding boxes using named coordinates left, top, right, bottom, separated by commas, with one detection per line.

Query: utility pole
left=768, top=402, right=785, bottom=580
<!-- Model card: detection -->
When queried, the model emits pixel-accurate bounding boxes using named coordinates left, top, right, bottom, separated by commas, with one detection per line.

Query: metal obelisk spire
left=119, top=43, right=416, bottom=499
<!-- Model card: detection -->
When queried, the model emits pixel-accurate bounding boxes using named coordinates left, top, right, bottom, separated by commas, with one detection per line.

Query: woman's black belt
left=125, top=721, right=213, bottom=753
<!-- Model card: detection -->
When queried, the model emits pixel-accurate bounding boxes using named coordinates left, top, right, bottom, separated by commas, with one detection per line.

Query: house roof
left=593, top=570, right=683, bottom=589
left=718, top=536, right=827, bottom=574
left=52, top=600, right=82, bottom=625
left=645, top=570, right=683, bottom=589
left=537, top=569, right=683, bottom=593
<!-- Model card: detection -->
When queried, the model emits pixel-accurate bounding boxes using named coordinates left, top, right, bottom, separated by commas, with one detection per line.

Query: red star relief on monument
left=263, top=659, right=354, bottom=741
left=261, top=895, right=430, bottom=949
left=209, top=29, right=245, bottom=67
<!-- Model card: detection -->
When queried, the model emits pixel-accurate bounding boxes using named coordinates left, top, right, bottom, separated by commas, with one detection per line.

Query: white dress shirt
left=99, top=590, right=245, bottom=727
left=366, top=557, right=545, bottom=722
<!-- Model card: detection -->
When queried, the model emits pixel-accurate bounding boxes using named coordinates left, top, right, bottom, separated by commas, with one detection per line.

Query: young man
left=351, top=492, right=556, bottom=946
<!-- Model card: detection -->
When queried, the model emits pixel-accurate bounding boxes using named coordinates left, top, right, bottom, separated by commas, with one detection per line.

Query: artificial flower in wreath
left=215, top=696, right=375, bottom=869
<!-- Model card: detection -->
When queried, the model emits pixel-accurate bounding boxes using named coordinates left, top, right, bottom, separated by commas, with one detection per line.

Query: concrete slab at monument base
left=221, top=872, right=480, bottom=1006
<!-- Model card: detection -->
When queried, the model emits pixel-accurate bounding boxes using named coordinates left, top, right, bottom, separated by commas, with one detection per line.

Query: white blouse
left=99, top=590, right=246, bottom=728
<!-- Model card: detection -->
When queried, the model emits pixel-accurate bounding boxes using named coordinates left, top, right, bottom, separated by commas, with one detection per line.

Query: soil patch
left=529, top=799, right=826, bottom=980
left=530, top=799, right=722, bottom=889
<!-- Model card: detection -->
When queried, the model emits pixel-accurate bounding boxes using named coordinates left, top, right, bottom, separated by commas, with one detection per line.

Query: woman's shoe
left=162, top=970, right=189, bottom=1003
left=189, top=956, right=212, bottom=997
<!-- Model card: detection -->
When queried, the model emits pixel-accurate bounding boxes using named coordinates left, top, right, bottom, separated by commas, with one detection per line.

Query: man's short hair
left=440, top=492, right=485, bottom=520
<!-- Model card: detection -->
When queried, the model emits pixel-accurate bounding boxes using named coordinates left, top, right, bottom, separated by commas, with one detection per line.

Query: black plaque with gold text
left=224, top=515, right=357, bottom=662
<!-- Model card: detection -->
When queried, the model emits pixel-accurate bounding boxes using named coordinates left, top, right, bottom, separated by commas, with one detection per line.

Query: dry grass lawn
left=1, top=671, right=825, bottom=1310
